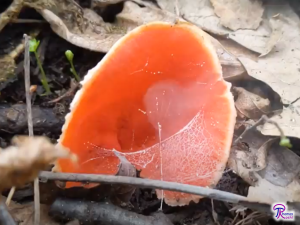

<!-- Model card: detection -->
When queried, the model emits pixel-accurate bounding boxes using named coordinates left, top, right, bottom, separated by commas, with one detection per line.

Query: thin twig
left=39, top=171, right=247, bottom=204
left=5, top=186, right=15, bottom=206
left=0, top=0, right=24, bottom=32
left=11, top=19, right=46, bottom=24
left=174, top=0, right=180, bottom=17
left=24, top=34, right=40, bottom=225
left=47, top=79, right=79, bottom=104
left=233, top=115, right=286, bottom=145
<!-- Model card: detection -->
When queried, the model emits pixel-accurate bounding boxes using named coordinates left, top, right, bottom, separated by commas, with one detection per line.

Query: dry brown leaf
left=0, top=136, right=76, bottom=192
left=230, top=122, right=300, bottom=204
left=38, top=8, right=124, bottom=53
left=259, top=15, right=283, bottom=57
left=92, top=0, right=125, bottom=7
left=28, top=0, right=246, bottom=79
left=239, top=4, right=300, bottom=106
left=210, top=0, right=264, bottom=31
left=229, top=124, right=273, bottom=185
left=7, top=199, right=59, bottom=225
left=238, top=2, right=300, bottom=138
left=232, top=87, right=272, bottom=120
left=208, top=37, right=247, bottom=80
left=247, top=141, right=300, bottom=203
left=156, top=0, right=279, bottom=54
left=112, top=151, right=137, bottom=203
left=260, top=105, right=300, bottom=139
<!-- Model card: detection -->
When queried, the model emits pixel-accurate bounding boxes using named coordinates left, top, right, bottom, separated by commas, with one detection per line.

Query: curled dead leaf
left=259, top=15, right=283, bottom=57
left=157, top=0, right=274, bottom=54
left=260, top=105, right=300, bottom=139
left=247, top=141, right=300, bottom=203
left=23, top=0, right=246, bottom=79
left=229, top=123, right=273, bottom=185
left=92, top=0, right=125, bottom=7
left=232, top=87, right=272, bottom=120
left=210, top=0, right=264, bottom=31
left=238, top=3, right=300, bottom=140
left=0, top=135, right=77, bottom=192
left=111, top=150, right=137, bottom=204
left=230, top=121, right=300, bottom=204
left=6, top=197, right=60, bottom=225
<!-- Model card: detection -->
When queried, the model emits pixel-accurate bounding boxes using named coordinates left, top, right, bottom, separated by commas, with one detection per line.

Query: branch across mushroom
left=54, top=21, right=236, bottom=206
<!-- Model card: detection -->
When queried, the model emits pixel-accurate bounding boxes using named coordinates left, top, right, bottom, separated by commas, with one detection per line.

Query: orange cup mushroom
left=55, top=21, right=236, bottom=206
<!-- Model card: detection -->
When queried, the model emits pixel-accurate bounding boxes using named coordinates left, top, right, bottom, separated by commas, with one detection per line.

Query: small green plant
left=29, top=39, right=51, bottom=95
left=65, top=50, right=80, bottom=82
left=280, top=136, right=292, bottom=148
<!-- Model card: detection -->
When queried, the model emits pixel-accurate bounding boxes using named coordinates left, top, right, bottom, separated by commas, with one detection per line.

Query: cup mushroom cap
left=55, top=21, right=236, bottom=206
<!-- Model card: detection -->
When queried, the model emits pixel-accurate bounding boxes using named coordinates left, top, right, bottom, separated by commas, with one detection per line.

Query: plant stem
left=34, top=51, right=51, bottom=95
left=70, top=61, right=80, bottom=82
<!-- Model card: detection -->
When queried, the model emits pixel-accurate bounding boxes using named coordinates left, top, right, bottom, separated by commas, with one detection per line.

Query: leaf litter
left=0, top=135, right=76, bottom=193
left=1, top=0, right=300, bottom=224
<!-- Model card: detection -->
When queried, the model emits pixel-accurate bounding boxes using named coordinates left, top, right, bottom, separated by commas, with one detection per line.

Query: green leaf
left=29, top=39, right=40, bottom=52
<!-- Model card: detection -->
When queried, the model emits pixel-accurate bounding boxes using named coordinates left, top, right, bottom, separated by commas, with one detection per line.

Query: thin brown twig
left=5, top=186, right=15, bottom=206
left=47, top=79, right=79, bottom=104
left=24, top=34, right=40, bottom=225
left=233, top=115, right=285, bottom=145
left=39, top=171, right=247, bottom=204
left=235, top=211, right=264, bottom=225
left=174, top=0, right=180, bottom=17
left=0, top=0, right=24, bottom=32
left=11, top=19, right=46, bottom=24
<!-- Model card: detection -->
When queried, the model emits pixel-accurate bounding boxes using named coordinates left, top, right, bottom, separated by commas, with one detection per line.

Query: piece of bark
left=0, top=104, right=64, bottom=134
left=49, top=198, right=173, bottom=225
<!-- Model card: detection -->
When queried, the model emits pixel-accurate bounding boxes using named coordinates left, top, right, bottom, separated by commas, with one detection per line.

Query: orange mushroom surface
left=56, top=21, right=236, bottom=206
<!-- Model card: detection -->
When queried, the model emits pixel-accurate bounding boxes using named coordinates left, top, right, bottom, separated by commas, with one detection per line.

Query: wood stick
left=39, top=171, right=247, bottom=204
left=24, top=34, right=40, bottom=225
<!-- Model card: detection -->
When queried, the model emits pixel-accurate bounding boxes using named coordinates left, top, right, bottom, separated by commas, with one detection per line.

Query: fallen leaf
left=229, top=124, right=273, bottom=185
left=7, top=199, right=59, bottom=225
left=232, top=87, right=272, bottom=120
left=247, top=141, right=300, bottom=203
left=27, top=0, right=125, bottom=53
left=239, top=3, right=300, bottom=105
left=260, top=105, right=300, bottom=139
left=92, top=0, right=125, bottom=7
left=111, top=150, right=137, bottom=203
left=259, top=15, right=283, bottom=57
left=157, top=0, right=275, bottom=54
left=0, top=135, right=76, bottom=192
left=210, top=0, right=264, bottom=31
left=208, top=36, right=247, bottom=80
left=237, top=2, right=300, bottom=138
left=114, top=150, right=137, bottom=178
left=230, top=122, right=300, bottom=204
left=24, top=0, right=246, bottom=79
